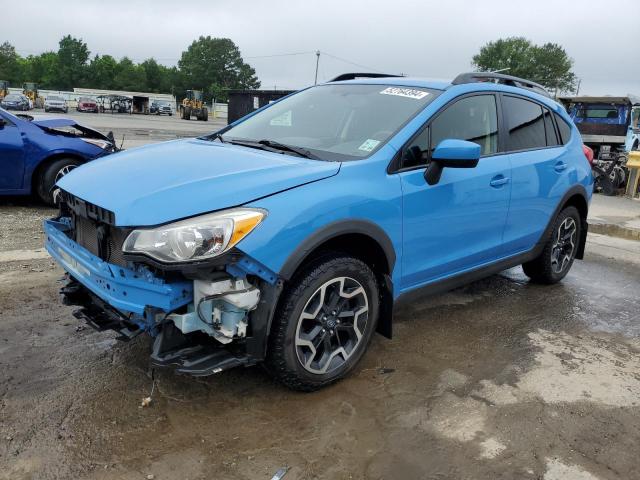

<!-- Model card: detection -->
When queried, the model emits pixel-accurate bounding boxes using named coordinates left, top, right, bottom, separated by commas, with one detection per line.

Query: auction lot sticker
left=380, top=87, right=429, bottom=99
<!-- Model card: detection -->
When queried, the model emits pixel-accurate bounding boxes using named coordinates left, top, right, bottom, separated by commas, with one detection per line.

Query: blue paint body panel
left=57, top=139, right=340, bottom=226
left=0, top=108, right=107, bottom=195
left=45, top=79, right=593, bottom=313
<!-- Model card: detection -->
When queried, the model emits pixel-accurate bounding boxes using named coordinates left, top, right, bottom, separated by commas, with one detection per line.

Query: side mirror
left=424, top=139, right=481, bottom=185
left=0, top=118, right=5, bottom=129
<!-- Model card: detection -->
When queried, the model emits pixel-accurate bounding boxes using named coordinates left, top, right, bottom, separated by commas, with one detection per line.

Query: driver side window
left=402, top=95, right=498, bottom=169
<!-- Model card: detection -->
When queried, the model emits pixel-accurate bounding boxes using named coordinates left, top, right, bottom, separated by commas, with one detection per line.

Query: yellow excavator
left=179, top=90, right=208, bottom=121
left=0, top=80, right=8, bottom=101
left=23, top=82, right=43, bottom=108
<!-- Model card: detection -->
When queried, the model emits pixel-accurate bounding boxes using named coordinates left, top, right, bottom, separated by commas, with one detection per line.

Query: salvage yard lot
left=1, top=195, right=640, bottom=480
left=27, top=109, right=224, bottom=149
left=1, top=115, right=640, bottom=479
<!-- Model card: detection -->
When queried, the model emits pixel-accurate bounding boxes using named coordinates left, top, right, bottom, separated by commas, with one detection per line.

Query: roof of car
left=329, top=76, right=450, bottom=90
left=327, top=72, right=554, bottom=99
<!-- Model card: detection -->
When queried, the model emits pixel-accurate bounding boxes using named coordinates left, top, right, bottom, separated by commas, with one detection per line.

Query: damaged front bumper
left=44, top=217, right=283, bottom=376
left=45, top=218, right=193, bottom=315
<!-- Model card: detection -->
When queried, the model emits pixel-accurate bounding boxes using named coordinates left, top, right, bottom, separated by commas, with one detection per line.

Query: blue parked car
left=45, top=72, right=593, bottom=390
left=0, top=107, right=116, bottom=204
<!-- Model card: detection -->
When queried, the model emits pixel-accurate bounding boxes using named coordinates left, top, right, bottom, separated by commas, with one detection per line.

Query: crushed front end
left=45, top=191, right=282, bottom=376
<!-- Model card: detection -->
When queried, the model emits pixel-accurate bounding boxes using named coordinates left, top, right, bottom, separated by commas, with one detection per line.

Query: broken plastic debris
left=271, top=467, right=289, bottom=480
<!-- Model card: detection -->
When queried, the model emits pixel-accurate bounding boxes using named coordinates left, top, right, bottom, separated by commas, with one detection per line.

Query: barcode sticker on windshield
left=359, top=139, right=381, bottom=152
left=380, top=87, right=429, bottom=100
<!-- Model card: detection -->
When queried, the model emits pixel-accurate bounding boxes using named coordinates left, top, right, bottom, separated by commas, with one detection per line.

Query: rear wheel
left=266, top=255, right=379, bottom=391
left=522, top=206, right=581, bottom=284
left=36, top=158, right=81, bottom=205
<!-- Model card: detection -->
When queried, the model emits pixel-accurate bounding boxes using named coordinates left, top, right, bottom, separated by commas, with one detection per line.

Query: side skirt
left=394, top=247, right=542, bottom=309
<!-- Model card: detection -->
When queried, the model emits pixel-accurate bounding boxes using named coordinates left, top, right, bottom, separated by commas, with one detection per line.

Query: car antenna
left=120, top=135, right=125, bottom=151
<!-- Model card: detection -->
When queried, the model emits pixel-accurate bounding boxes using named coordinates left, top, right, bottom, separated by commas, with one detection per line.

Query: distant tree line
left=0, top=35, right=261, bottom=102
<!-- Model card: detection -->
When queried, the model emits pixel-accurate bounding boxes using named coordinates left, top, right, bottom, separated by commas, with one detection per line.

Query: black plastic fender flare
left=279, top=219, right=396, bottom=280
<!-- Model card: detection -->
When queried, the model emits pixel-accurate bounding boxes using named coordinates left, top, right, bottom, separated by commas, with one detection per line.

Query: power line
left=245, top=51, right=315, bottom=59
left=319, top=51, right=385, bottom=73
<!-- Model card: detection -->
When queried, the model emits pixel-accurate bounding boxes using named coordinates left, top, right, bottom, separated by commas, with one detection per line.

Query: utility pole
left=314, top=50, right=320, bottom=85
left=575, top=79, right=581, bottom=96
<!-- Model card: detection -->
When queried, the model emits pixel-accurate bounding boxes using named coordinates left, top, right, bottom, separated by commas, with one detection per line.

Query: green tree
left=21, top=52, right=58, bottom=87
left=86, top=54, right=118, bottom=89
left=140, top=58, right=168, bottom=92
left=54, top=35, right=90, bottom=89
left=0, top=41, right=22, bottom=84
left=113, top=57, right=147, bottom=91
left=472, top=37, right=576, bottom=94
left=178, top=36, right=260, bottom=102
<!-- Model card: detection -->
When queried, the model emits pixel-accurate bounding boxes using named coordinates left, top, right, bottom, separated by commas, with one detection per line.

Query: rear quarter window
left=554, top=113, right=573, bottom=145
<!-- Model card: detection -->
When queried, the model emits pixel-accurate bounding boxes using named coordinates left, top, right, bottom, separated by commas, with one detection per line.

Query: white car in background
left=44, top=95, right=68, bottom=113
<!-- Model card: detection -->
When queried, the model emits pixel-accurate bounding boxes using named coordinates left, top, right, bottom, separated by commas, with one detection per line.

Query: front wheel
left=522, top=206, right=581, bottom=284
left=36, top=158, right=81, bottom=205
left=266, top=255, right=379, bottom=391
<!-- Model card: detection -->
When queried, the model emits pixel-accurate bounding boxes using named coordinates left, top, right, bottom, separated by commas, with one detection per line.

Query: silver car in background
left=44, top=95, right=68, bottom=113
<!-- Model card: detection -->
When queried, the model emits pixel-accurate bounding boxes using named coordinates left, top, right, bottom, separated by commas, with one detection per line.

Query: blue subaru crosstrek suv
left=44, top=72, right=593, bottom=391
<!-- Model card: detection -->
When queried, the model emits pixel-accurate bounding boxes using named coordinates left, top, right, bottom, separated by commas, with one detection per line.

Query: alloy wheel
left=551, top=217, right=577, bottom=274
left=52, top=164, right=77, bottom=204
left=295, top=276, right=369, bottom=374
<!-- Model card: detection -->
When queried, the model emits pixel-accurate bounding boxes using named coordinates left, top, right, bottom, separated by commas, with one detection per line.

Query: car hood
left=57, top=138, right=340, bottom=226
left=32, top=118, right=111, bottom=142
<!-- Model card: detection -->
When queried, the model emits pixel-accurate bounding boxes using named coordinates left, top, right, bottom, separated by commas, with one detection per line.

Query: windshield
left=577, top=104, right=621, bottom=120
left=4, top=94, right=21, bottom=101
left=222, top=84, right=439, bottom=161
left=47, top=96, right=63, bottom=101
left=632, top=107, right=640, bottom=129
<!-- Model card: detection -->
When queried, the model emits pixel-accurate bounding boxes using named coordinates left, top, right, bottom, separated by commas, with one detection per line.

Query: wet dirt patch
left=1, top=244, right=639, bottom=479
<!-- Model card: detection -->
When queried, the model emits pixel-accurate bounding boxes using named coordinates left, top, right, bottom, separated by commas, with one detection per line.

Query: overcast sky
left=3, top=0, right=639, bottom=95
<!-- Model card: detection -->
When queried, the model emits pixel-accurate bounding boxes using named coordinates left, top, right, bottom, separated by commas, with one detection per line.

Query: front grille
left=73, top=215, right=131, bottom=267
left=60, top=191, right=130, bottom=267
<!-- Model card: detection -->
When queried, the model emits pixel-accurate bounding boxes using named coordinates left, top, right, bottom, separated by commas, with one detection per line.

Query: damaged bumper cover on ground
left=44, top=217, right=283, bottom=376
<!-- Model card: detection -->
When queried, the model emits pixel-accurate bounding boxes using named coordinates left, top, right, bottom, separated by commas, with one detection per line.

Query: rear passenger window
left=504, top=96, right=546, bottom=151
left=554, top=113, right=573, bottom=145
left=543, top=108, right=558, bottom=146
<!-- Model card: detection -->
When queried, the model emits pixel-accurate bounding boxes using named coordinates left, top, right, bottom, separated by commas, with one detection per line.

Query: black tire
left=36, top=157, right=82, bottom=205
left=522, top=206, right=581, bottom=284
left=266, top=254, right=380, bottom=391
left=202, top=108, right=208, bottom=121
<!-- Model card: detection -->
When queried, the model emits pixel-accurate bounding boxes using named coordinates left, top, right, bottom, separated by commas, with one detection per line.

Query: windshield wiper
left=206, top=132, right=225, bottom=143
left=224, top=138, right=321, bottom=160
left=257, top=139, right=319, bottom=160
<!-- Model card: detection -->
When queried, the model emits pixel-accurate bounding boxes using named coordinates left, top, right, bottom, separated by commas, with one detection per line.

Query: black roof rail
left=329, top=72, right=403, bottom=82
left=452, top=72, right=551, bottom=98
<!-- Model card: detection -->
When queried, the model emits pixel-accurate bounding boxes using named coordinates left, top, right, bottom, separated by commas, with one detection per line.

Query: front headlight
left=81, top=138, right=112, bottom=150
left=122, top=208, right=267, bottom=263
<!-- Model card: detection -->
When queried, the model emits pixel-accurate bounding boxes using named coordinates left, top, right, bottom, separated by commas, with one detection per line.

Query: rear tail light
left=582, top=145, right=594, bottom=166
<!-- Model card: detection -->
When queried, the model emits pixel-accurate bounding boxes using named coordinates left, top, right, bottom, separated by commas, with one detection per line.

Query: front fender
left=240, top=153, right=403, bottom=285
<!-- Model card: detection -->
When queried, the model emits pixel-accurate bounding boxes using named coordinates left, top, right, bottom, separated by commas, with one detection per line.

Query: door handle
left=554, top=161, right=568, bottom=172
left=490, top=175, right=510, bottom=187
